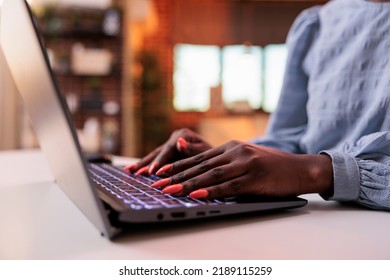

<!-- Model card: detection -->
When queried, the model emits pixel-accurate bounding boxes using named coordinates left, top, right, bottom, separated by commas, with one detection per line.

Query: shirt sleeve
left=321, top=131, right=390, bottom=211
left=252, top=7, right=320, bottom=153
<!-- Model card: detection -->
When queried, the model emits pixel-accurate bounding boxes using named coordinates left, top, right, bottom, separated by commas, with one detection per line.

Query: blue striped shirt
left=253, top=0, right=390, bottom=210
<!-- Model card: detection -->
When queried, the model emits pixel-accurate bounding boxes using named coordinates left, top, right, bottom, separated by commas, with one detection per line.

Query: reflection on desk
left=0, top=149, right=389, bottom=260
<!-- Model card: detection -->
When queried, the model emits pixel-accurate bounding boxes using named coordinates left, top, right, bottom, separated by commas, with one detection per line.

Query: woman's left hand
left=151, top=140, right=333, bottom=199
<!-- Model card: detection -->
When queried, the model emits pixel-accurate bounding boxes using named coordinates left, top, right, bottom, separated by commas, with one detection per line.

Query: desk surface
left=1, top=149, right=389, bottom=260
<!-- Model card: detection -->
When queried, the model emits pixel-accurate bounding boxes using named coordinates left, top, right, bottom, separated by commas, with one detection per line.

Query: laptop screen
left=0, top=0, right=115, bottom=238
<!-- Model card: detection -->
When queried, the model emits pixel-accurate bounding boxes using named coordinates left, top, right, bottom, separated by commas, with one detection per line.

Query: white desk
left=1, top=149, right=389, bottom=260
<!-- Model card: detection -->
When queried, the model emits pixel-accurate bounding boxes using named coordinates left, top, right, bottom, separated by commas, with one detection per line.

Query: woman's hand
left=124, top=128, right=213, bottom=175
left=151, top=140, right=333, bottom=199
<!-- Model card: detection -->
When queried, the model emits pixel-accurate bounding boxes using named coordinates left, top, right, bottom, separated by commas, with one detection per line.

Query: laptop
left=0, top=0, right=307, bottom=239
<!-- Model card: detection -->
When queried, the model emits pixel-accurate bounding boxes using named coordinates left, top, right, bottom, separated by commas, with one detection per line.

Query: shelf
left=36, top=5, right=124, bottom=154
left=43, top=30, right=121, bottom=39
left=55, top=69, right=121, bottom=78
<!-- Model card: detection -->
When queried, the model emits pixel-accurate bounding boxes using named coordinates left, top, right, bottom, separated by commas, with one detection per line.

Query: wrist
left=301, top=154, right=334, bottom=195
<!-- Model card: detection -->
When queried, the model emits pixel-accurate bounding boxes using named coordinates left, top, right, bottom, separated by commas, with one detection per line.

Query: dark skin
left=125, top=128, right=333, bottom=200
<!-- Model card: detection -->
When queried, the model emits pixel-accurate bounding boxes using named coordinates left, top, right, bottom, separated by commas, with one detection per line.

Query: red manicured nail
left=151, top=178, right=171, bottom=188
left=149, top=161, right=158, bottom=175
left=189, top=189, right=209, bottom=199
left=162, top=184, right=183, bottom=194
left=177, top=137, right=188, bottom=150
left=135, top=166, right=149, bottom=176
left=156, top=164, right=172, bottom=176
left=123, top=163, right=136, bottom=172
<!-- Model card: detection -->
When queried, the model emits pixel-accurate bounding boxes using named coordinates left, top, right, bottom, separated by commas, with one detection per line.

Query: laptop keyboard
left=88, top=163, right=231, bottom=210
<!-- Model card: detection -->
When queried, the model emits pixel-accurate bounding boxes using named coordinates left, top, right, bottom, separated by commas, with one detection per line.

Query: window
left=263, top=44, right=288, bottom=113
left=222, top=45, right=262, bottom=110
left=173, top=44, right=220, bottom=112
left=173, top=43, right=288, bottom=113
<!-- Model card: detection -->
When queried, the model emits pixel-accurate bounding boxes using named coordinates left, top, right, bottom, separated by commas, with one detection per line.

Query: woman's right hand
left=124, top=128, right=213, bottom=176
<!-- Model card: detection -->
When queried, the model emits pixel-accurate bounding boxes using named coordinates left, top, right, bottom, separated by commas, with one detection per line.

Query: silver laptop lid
left=0, top=0, right=118, bottom=238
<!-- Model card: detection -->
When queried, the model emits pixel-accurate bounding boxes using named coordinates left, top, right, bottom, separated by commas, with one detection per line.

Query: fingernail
left=149, top=161, right=158, bottom=175
left=156, top=164, right=172, bottom=176
left=151, top=178, right=171, bottom=188
left=123, top=163, right=136, bottom=172
left=135, top=166, right=149, bottom=176
left=162, top=184, right=183, bottom=195
left=177, top=137, right=188, bottom=150
left=189, top=189, right=209, bottom=199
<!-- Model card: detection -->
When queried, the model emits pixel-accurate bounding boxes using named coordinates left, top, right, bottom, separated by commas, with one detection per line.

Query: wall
left=172, top=0, right=326, bottom=46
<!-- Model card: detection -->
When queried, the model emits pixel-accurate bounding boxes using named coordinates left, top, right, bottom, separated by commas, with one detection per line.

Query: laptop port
left=196, top=211, right=206, bottom=216
left=171, top=212, right=186, bottom=218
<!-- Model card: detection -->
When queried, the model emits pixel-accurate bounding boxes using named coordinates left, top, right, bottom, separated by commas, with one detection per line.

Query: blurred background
left=0, top=0, right=326, bottom=157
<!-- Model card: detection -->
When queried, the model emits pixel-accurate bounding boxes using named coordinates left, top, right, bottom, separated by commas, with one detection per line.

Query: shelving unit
left=35, top=5, right=124, bottom=154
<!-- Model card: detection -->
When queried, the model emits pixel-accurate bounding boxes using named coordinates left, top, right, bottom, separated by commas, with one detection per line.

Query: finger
left=189, top=179, right=245, bottom=199
left=155, top=163, right=173, bottom=177
left=162, top=162, right=245, bottom=197
left=126, top=146, right=162, bottom=173
left=149, top=130, right=213, bottom=175
left=179, top=140, right=212, bottom=157
left=135, top=166, right=149, bottom=176
left=148, top=161, right=159, bottom=175
left=123, top=163, right=136, bottom=173
left=165, top=145, right=228, bottom=176
left=176, top=137, right=188, bottom=153
left=150, top=141, right=180, bottom=174
left=154, top=140, right=212, bottom=176
left=168, top=151, right=231, bottom=185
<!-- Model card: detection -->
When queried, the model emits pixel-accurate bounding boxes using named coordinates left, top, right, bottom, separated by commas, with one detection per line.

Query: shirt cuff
left=319, top=151, right=360, bottom=201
